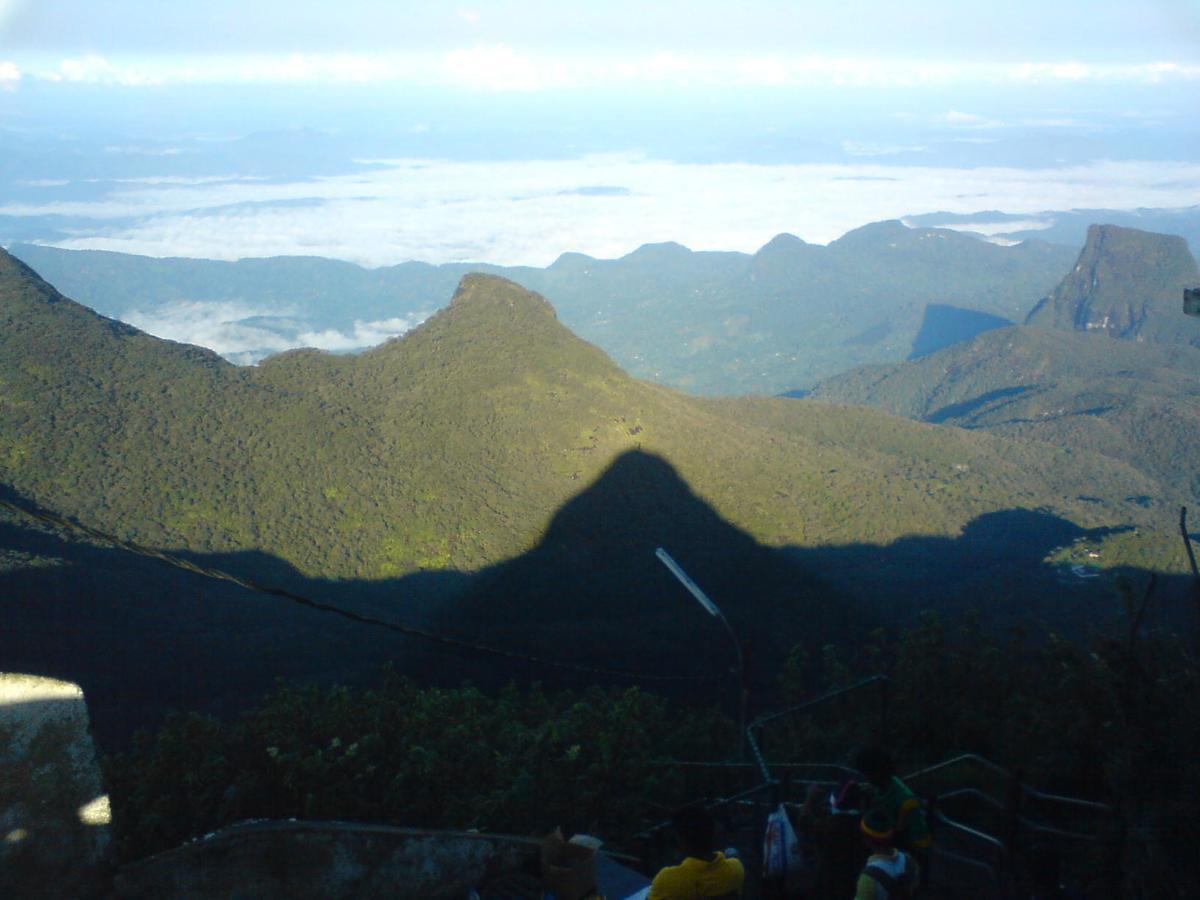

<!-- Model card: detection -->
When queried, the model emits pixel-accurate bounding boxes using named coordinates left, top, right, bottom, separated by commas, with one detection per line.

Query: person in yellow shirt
left=647, top=807, right=744, bottom=899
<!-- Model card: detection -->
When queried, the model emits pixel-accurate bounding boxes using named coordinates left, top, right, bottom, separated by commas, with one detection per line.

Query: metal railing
left=627, top=680, right=1123, bottom=894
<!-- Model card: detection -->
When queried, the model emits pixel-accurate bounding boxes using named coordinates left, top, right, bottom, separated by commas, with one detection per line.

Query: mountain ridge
left=10, top=219, right=1077, bottom=394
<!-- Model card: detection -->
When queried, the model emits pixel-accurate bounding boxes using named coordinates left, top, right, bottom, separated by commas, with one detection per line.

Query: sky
left=2, top=1, right=1199, bottom=270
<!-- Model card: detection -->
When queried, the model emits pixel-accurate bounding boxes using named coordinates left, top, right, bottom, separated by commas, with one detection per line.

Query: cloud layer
left=15, top=156, right=1200, bottom=267
left=122, top=299, right=427, bottom=359
left=8, top=50, right=1200, bottom=90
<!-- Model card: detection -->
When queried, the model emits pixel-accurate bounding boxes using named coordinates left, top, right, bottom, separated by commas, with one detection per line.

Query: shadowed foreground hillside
left=5, top=462, right=1193, bottom=754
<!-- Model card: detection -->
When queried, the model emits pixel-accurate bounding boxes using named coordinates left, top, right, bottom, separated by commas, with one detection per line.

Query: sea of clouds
left=121, top=299, right=427, bottom=360
left=8, top=155, right=1200, bottom=268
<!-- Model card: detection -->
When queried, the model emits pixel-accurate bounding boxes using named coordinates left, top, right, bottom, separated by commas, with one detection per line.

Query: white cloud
left=24, top=156, right=1200, bottom=268
left=939, top=110, right=1003, bottom=129
left=441, top=44, right=544, bottom=90
left=231, top=52, right=405, bottom=84
left=913, top=217, right=1056, bottom=236
left=841, top=141, right=926, bottom=157
left=1019, top=118, right=1092, bottom=128
left=0, top=60, right=19, bottom=88
left=49, top=54, right=162, bottom=86
left=1008, top=60, right=1200, bottom=84
left=16, top=52, right=1200, bottom=90
left=123, top=300, right=299, bottom=355
left=297, top=316, right=429, bottom=352
left=121, top=298, right=428, bottom=360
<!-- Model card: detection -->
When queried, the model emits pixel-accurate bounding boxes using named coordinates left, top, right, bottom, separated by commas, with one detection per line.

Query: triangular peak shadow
left=436, top=448, right=851, bottom=682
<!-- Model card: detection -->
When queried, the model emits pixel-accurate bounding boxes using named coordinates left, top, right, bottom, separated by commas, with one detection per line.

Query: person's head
left=852, top=745, right=894, bottom=788
left=860, top=808, right=896, bottom=851
left=672, top=806, right=716, bottom=859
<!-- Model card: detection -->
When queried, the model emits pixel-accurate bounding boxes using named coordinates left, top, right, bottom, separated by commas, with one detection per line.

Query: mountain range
left=11, top=220, right=1076, bottom=395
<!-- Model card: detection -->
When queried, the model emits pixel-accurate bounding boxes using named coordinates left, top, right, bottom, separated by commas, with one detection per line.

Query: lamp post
left=655, top=547, right=748, bottom=761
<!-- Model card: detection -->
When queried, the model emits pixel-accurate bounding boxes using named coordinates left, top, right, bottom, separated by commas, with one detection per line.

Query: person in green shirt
left=852, top=746, right=933, bottom=855
left=647, top=807, right=744, bottom=900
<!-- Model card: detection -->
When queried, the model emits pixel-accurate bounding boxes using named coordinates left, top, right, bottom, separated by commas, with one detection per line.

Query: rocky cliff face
left=1025, top=224, right=1200, bottom=345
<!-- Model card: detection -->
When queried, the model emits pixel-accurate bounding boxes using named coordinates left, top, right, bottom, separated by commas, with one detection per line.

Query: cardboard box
left=541, top=830, right=599, bottom=900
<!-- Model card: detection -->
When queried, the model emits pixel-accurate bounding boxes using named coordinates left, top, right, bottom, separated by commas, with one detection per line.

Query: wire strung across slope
left=0, top=496, right=718, bottom=684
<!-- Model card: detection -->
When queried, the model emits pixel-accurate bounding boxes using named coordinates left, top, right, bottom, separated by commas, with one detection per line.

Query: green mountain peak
left=449, top=272, right=558, bottom=319
left=366, top=273, right=620, bottom=387
left=1025, top=223, right=1200, bottom=345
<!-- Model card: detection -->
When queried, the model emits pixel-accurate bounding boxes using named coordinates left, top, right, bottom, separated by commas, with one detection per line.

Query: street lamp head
left=655, top=547, right=722, bottom=618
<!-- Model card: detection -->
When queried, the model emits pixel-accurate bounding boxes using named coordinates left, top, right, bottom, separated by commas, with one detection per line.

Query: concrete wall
left=0, top=673, right=113, bottom=899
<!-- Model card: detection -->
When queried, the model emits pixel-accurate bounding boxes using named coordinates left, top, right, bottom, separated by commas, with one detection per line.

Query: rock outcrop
left=1, top=673, right=112, bottom=898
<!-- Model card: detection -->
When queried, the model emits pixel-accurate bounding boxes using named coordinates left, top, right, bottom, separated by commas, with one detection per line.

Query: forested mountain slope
left=1, top=249, right=1162, bottom=582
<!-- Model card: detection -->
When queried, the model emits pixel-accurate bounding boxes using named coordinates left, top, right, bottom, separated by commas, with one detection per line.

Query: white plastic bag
left=762, top=803, right=803, bottom=879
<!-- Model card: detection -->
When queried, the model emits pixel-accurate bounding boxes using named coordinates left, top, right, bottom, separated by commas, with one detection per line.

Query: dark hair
left=672, top=806, right=716, bottom=858
left=852, top=745, right=894, bottom=787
